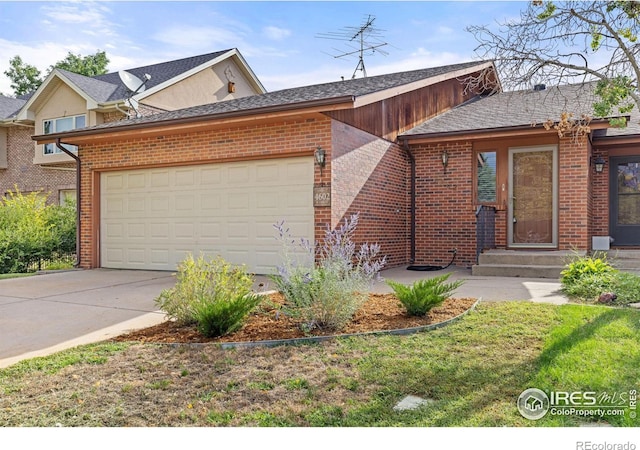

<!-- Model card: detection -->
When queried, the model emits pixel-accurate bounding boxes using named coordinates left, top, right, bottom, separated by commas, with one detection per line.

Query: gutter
left=400, top=139, right=416, bottom=264
left=55, top=139, right=81, bottom=268
left=401, top=117, right=619, bottom=144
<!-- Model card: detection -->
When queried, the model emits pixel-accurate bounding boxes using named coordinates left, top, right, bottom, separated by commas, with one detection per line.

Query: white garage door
left=100, top=156, right=314, bottom=273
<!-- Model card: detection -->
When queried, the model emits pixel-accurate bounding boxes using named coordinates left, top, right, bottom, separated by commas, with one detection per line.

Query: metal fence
left=475, top=205, right=496, bottom=264
left=25, top=252, right=76, bottom=272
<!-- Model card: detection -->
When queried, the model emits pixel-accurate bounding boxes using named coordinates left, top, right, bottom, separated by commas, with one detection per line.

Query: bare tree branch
left=466, top=1, right=640, bottom=126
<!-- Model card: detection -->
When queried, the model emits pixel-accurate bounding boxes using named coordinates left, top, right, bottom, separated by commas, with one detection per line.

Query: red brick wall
left=557, top=136, right=590, bottom=250
left=77, top=116, right=332, bottom=268
left=411, top=141, right=477, bottom=268
left=331, top=121, right=410, bottom=267
left=0, top=125, right=75, bottom=205
left=590, top=146, right=609, bottom=240
left=410, top=136, right=594, bottom=268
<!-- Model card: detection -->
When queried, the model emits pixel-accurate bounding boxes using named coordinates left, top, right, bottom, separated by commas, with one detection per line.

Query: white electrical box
left=592, top=236, right=611, bottom=251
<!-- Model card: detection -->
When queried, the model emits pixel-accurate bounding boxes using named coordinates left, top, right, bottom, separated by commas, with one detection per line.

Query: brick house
left=399, top=82, right=640, bottom=274
left=1, top=48, right=265, bottom=205
left=33, top=61, right=496, bottom=273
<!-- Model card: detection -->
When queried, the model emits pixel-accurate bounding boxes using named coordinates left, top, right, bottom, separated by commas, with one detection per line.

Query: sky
left=0, top=0, right=529, bottom=96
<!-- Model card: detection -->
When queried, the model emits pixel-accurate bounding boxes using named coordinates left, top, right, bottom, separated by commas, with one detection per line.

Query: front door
left=508, top=146, right=558, bottom=247
left=610, top=157, right=640, bottom=246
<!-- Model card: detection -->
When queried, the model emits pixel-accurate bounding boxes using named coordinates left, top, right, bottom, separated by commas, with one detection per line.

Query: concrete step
left=471, top=263, right=564, bottom=279
left=477, top=250, right=583, bottom=267
left=605, top=250, right=640, bottom=271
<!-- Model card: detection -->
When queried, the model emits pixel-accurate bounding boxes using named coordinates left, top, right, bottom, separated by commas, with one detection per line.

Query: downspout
left=55, top=138, right=81, bottom=268
left=401, top=139, right=416, bottom=264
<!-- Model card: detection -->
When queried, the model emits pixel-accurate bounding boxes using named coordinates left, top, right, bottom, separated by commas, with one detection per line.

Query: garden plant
left=560, top=252, right=640, bottom=305
left=270, top=213, right=386, bottom=331
left=155, top=253, right=261, bottom=337
left=0, top=188, right=76, bottom=273
left=387, top=273, right=464, bottom=316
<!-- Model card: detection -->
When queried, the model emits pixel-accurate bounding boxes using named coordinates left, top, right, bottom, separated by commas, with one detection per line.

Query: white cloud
left=0, top=39, right=73, bottom=95
left=40, top=2, right=118, bottom=38
left=152, top=25, right=244, bottom=52
left=263, top=26, right=291, bottom=41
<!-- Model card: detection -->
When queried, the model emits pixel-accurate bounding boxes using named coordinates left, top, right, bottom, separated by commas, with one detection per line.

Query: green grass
left=0, top=272, right=36, bottom=280
left=1, top=302, right=638, bottom=427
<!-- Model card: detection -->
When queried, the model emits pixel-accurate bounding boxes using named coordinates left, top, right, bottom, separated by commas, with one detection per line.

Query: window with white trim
left=43, top=115, right=85, bottom=155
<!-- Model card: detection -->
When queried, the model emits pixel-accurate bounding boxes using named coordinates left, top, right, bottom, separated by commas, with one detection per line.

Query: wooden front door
left=508, top=146, right=558, bottom=247
left=610, top=157, right=640, bottom=246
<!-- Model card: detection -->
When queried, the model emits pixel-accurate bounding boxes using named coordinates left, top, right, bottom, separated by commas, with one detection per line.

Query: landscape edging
left=170, top=297, right=482, bottom=351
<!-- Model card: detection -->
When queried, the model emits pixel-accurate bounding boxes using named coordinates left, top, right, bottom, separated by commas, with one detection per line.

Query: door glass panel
left=617, top=162, right=640, bottom=225
left=477, top=151, right=497, bottom=203
left=512, top=151, right=553, bottom=244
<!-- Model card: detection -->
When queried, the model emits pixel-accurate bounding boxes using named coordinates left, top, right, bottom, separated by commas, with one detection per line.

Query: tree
left=3, top=50, right=109, bottom=97
left=3, top=56, right=42, bottom=96
left=52, top=51, right=109, bottom=78
left=466, top=1, right=640, bottom=127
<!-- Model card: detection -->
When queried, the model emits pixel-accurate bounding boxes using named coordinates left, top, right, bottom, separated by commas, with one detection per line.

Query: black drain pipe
left=55, top=138, right=81, bottom=268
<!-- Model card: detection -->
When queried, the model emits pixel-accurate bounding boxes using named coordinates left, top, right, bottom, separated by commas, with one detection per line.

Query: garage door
left=100, top=157, right=314, bottom=273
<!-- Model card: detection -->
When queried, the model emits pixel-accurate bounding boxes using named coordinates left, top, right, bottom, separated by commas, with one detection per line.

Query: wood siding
left=326, top=75, right=484, bottom=142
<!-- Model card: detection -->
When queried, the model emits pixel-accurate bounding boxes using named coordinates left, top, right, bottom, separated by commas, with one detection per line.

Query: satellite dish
left=118, top=70, right=150, bottom=94
left=125, top=97, right=139, bottom=110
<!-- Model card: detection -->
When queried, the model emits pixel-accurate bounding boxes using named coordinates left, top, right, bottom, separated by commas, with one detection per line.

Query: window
left=43, top=115, right=85, bottom=155
left=476, top=151, right=497, bottom=203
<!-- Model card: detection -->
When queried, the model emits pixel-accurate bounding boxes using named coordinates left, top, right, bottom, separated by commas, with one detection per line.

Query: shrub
left=560, top=254, right=614, bottom=286
left=155, top=253, right=260, bottom=337
left=560, top=272, right=615, bottom=301
left=0, top=188, right=76, bottom=274
left=560, top=253, right=640, bottom=305
left=192, top=292, right=261, bottom=337
left=270, top=213, right=386, bottom=331
left=387, top=273, right=464, bottom=316
left=611, top=271, right=640, bottom=305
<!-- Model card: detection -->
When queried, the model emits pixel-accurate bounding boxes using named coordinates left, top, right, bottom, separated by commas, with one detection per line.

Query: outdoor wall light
left=592, top=156, right=606, bottom=173
left=315, top=147, right=326, bottom=168
left=441, top=150, right=449, bottom=173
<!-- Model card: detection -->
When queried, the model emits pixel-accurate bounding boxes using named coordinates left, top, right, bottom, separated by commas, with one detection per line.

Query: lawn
left=0, top=301, right=638, bottom=427
left=0, top=272, right=35, bottom=280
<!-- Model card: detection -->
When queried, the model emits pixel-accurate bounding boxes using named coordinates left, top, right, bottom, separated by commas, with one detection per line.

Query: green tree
left=3, top=50, right=109, bottom=97
left=52, top=50, right=109, bottom=77
left=3, top=56, right=42, bottom=96
left=466, top=1, right=640, bottom=127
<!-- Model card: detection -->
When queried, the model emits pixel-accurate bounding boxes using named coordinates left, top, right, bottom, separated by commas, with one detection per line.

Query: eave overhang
left=399, top=118, right=618, bottom=145
left=32, top=95, right=355, bottom=145
left=353, top=61, right=496, bottom=109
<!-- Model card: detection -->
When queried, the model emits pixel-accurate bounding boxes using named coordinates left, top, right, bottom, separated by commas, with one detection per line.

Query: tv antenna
left=118, top=70, right=151, bottom=118
left=317, top=14, right=389, bottom=79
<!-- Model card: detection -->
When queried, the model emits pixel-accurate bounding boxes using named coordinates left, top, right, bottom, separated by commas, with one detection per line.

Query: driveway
left=0, top=269, right=176, bottom=368
left=0, top=266, right=567, bottom=369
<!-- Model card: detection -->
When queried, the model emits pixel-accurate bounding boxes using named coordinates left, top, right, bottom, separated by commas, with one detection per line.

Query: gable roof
left=14, top=48, right=265, bottom=122
left=92, top=49, right=266, bottom=102
left=401, top=82, right=605, bottom=139
left=0, top=95, right=26, bottom=121
left=35, top=60, right=494, bottom=140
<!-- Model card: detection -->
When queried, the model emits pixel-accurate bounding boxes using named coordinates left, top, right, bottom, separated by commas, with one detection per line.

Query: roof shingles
left=69, top=61, right=490, bottom=133
left=402, top=83, right=602, bottom=137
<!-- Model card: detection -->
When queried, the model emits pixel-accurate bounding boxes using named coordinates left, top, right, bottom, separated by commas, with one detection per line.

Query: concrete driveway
left=0, top=265, right=568, bottom=369
left=0, top=269, right=176, bottom=368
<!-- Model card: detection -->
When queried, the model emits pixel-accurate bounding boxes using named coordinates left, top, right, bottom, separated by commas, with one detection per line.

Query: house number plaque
left=313, top=185, right=331, bottom=207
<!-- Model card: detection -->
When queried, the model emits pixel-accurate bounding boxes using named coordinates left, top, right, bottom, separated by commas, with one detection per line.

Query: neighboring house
left=399, top=82, right=640, bottom=272
left=0, top=48, right=265, bottom=205
left=33, top=61, right=496, bottom=273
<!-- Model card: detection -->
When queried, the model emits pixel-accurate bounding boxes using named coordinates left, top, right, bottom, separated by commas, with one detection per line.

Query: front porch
left=472, top=249, right=640, bottom=278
